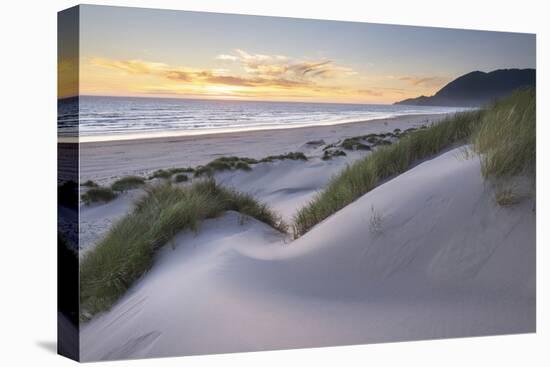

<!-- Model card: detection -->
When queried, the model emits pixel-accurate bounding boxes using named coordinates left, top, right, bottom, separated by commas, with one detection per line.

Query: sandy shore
left=79, top=113, right=447, bottom=183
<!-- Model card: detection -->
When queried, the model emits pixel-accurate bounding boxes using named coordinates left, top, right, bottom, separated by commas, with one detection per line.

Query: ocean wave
left=58, top=96, right=468, bottom=140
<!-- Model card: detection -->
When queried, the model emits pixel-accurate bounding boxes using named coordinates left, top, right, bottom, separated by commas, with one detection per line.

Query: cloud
left=204, top=75, right=255, bottom=87
left=398, top=75, right=450, bottom=88
left=90, top=58, right=166, bottom=75
left=356, top=89, right=384, bottom=97
left=92, top=50, right=357, bottom=92
left=215, top=54, right=238, bottom=61
left=215, top=49, right=357, bottom=83
left=87, top=51, right=418, bottom=102
left=92, top=57, right=303, bottom=89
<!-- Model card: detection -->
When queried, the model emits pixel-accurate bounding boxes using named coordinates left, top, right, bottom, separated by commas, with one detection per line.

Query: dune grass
left=470, top=89, right=535, bottom=180
left=193, top=153, right=307, bottom=177
left=341, top=137, right=371, bottom=151
left=111, top=176, right=145, bottom=192
left=339, top=130, right=412, bottom=151
left=194, top=156, right=256, bottom=177
left=495, top=188, right=523, bottom=207
left=81, top=187, right=117, bottom=205
left=322, top=149, right=347, bottom=160
left=470, top=89, right=536, bottom=206
left=170, top=167, right=195, bottom=174
left=293, top=110, right=483, bottom=237
left=81, top=176, right=144, bottom=205
left=81, top=180, right=98, bottom=188
left=173, top=173, right=189, bottom=182
left=79, top=180, right=287, bottom=319
left=149, top=167, right=195, bottom=180
left=207, top=156, right=254, bottom=171
left=148, top=169, right=172, bottom=180
left=259, top=152, right=307, bottom=162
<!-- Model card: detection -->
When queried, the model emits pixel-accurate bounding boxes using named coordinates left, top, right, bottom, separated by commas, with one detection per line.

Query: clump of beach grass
left=148, top=169, right=173, bottom=180
left=111, top=176, right=145, bottom=192
left=194, top=156, right=256, bottom=177
left=235, top=161, right=252, bottom=171
left=340, top=131, right=402, bottom=151
left=174, top=173, right=189, bottom=183
left=293, top=109, right=483, bottom=237
left=373, top=139, right=392, bottom=147
left=193, top=153, right=307, bottom=177
left=259, top=152, right=307, bottom=162
left=79, top=180, right=286, bottom=319
left=468, top=89, right=535, bottom=206
left=170, top=167, right=195, bottom=174
left=81, top=187, right=117, bottom=205
left=149, top=167, right=195, bottom=180
left=218, top=156, right=259, bottom=165
left=81, top=180, right=98, bottom=188
left=341, top=137, right=371, bottom=151
left=470, top=88, right=535, bottom=180
left=322, top=149, right=347, bottom=160
left=495, top=188, right=523, bottom=207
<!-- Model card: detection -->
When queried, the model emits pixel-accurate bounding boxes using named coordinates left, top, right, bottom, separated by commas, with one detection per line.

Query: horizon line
left=58, top=94, right=400, bottom=106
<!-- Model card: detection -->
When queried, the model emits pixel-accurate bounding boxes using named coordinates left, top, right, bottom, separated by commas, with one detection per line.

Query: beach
left=79, top=113, right=444, bottom=183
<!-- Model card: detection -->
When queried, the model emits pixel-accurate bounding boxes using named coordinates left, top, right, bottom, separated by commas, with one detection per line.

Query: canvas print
left=58, top=5, right=536, bottom=362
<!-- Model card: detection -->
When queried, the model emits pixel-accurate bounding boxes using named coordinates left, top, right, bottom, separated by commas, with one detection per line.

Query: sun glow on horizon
left=77, top=50, right=451, bottom=104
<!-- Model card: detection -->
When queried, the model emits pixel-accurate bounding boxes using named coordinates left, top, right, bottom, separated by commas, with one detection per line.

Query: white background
left=0, top=0, right=548, bottom=365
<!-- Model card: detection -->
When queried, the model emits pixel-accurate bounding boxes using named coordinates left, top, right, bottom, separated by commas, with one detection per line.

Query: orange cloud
left=83, top=51, right=427, bottom=103
left=91, top=52, right=357, bottom=91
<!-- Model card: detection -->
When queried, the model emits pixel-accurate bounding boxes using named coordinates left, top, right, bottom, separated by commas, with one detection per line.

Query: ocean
left=58, top=96, right=467, bottom=141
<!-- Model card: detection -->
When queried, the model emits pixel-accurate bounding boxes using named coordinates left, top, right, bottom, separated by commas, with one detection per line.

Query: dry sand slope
left=80, top=147, right=535, bottom=361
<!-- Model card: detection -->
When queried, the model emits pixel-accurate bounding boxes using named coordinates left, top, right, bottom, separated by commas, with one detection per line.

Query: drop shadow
left=36, top=340, right=57, bottom=354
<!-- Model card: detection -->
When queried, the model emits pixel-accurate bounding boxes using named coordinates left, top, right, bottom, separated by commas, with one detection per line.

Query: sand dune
left=78, top=116, right=394, bottom=249
left=79, top=136, right=365, bottom=251
left=80, top=147, right=535, bottom=361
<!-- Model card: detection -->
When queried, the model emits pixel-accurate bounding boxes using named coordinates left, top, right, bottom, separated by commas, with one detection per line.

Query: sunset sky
left=62, top=5, right=536, bottom=104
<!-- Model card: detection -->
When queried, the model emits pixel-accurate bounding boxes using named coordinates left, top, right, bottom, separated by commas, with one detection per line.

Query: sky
left=60, top=5, right=536, bottom=104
